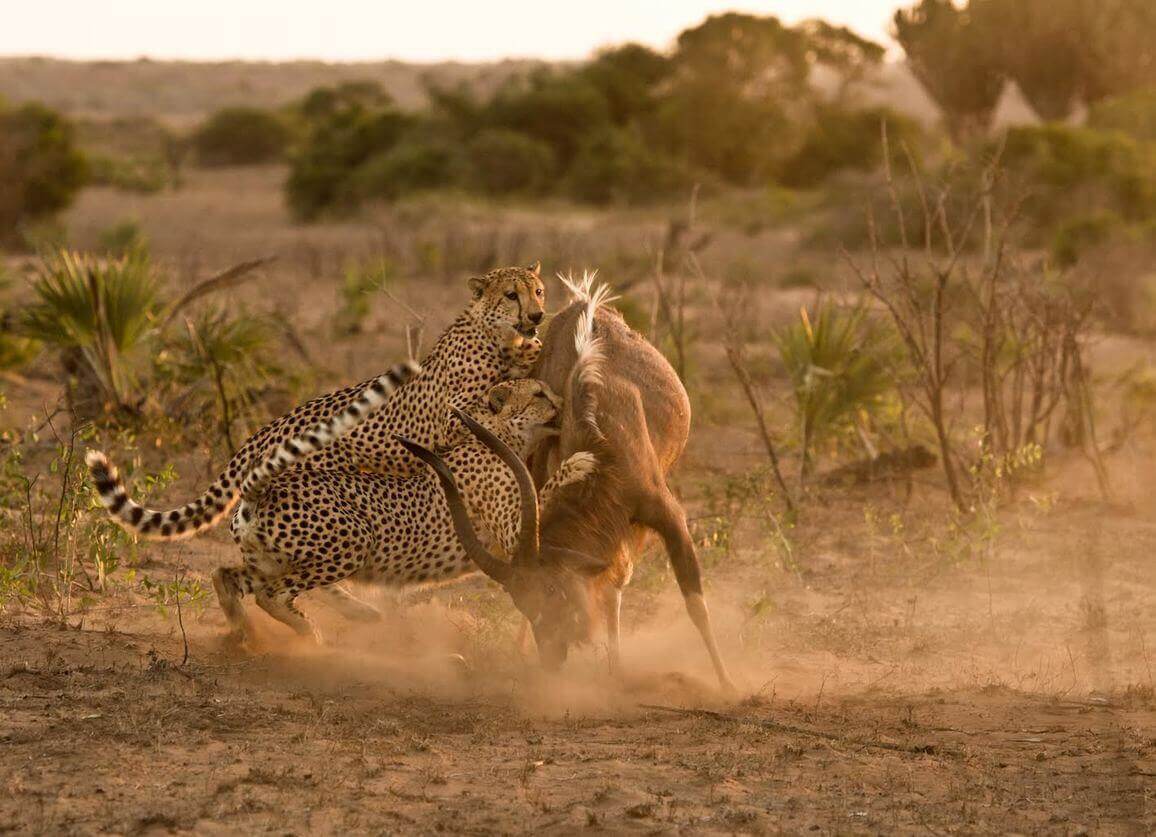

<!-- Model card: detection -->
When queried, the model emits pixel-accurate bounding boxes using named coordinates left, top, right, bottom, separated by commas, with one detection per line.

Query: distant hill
left=0, top=56, right=962, bottom=135
left=0, top=56, right=549, bottom=125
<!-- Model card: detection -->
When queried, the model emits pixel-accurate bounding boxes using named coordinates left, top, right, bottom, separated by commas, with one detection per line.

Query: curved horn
left=394, top=435, right=512, bottom=586
left=450, top=407, right=539, bottom=565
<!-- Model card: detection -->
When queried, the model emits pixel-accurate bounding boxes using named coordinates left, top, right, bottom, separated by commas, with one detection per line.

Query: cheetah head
left=467, top=263, right=546, bottom=338
left=484, top=379, right=563, bottom=455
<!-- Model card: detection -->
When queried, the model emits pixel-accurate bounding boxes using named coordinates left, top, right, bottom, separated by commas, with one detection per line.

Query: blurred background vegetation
left=1, top=1, right=1151, bottom=253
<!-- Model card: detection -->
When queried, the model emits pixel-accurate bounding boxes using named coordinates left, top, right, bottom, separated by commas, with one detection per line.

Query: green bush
left=286, top=101, right=411, bottom=220
left=567, top=127, right=695, bottom=205
left=0, top=102, right=88, bottom=241
left=1088, top=86, right=1156, bottom=144
left=777, top=106, right=920, bottom=189
left=191, top=107, right=289, bottom=167
left=998, top=124, right=1156, bottom=228
left=350, top=137, right=463, bottom=203
left=1051, top=212, right=1121, bottom=267
left=484, top=72, right=612, bottom=166
left=467, top=129, right=556, bottom=196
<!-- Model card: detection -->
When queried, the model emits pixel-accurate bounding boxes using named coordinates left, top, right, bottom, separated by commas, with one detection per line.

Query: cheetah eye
left=505, top=291, right=518, bottom=301
left=535, top=288, right=543, bottom=297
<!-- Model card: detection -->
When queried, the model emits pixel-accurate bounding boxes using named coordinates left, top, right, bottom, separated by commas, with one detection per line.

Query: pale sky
left=1, top=1, right=902, bottom=62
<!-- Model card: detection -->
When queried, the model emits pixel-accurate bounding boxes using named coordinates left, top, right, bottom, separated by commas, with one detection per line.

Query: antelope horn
left=394, top=435, right=512, bottom=586
left=450, top=407, right=540, bottom=565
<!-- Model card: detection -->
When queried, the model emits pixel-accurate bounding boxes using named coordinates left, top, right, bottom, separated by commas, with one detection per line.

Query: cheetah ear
left=467, top=275, right=487, bottom=299
left=527, top=261, right=541, bottom=277
left=488, top=381, right=515, bottom=412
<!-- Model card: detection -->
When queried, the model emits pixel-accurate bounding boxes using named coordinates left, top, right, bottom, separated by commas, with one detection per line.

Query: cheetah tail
left=237, top=360, right=419, bottom=505
left=86, top=360, right=419, bottom=541
left=85, top=449, right=239, bottom=541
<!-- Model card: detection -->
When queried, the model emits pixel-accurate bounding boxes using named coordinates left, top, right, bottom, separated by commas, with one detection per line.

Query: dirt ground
left=2, top=486, right=1153, bottom=834
left=2, top=171, right=1155, bottom=834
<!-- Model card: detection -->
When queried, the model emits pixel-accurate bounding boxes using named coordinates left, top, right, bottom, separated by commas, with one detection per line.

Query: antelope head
left=395, top=408, right=606, bottom=668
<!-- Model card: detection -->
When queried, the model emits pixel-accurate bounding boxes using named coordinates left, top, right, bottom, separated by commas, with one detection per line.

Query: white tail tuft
left=558, top=269, right=600, bottom=303
left=569, top=279, right=616, bottom=437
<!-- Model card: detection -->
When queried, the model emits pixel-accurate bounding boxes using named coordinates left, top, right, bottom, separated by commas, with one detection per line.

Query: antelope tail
left=564, top=277, right=615, bottom=443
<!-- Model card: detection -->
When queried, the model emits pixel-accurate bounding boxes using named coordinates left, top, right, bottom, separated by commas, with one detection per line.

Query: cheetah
left=213, top=379, right=597, bottom=644
left=85, top=263, right=547, bottom=541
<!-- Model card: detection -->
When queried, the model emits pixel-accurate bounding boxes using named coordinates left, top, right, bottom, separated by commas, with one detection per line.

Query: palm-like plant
left=167, top=305, right=280, bottom=452
left=22, top=248, right=160, bottom=412
left=775, top=300, right=894, bottom=483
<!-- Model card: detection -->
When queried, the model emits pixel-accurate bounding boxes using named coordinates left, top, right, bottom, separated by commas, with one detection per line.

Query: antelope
left=399, top=277, right=735, bottom=692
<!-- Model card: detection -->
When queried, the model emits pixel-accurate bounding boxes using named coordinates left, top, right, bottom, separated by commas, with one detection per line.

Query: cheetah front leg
left=539, top=451, right=597, bottom=511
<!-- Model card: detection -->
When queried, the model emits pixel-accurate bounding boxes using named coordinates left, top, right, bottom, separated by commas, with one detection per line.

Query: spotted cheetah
left=85, top=264, right=547, bottom=541
left=213, top=379, right=597, bottom=643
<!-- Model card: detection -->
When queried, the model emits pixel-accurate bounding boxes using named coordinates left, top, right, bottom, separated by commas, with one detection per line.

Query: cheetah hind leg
left=317, top=583, right=383, bottom=623
left=212, top=567, right=255, bottom=647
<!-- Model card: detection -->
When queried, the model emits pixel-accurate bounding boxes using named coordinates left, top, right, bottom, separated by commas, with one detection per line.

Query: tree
left=659, top=13, right=811, bottom=185
left=1073, top=0, right=1155, bottom=105
left=893, top=0, right=1003, bottom=142
left=797, top=19, right=886, bottom=100
left=484, top=71, right=612, bottom=166
left=582, top=43, right=671, bottom=125
left=0, top=102, right=87, bottom=239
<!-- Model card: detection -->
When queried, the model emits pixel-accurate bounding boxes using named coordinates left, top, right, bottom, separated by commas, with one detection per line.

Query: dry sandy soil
left=2, top=169, right=1155, bottom=834
left=2, top=505, right=1153, bottom=835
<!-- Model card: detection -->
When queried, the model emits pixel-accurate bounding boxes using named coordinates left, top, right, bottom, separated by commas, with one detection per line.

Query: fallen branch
left=638, top=703, right=942, bottom=756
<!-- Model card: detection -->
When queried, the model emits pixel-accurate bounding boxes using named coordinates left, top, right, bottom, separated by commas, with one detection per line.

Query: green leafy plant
left=164, top=305, right=281, bottom=452
left=0, top=270, right=41, bottom=372
left=467, top=128, right=557, bottom=196
left=97, top=218, right=149, bottom=257
left=22, top=248, right=161, bottom=413
left=0, top=414, right=193, bottom=618
left=775, top=300, right=895, bottom=483
left=334, top=257, right=394, bottom=336
left=191, top=107, right=290, bottom=167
